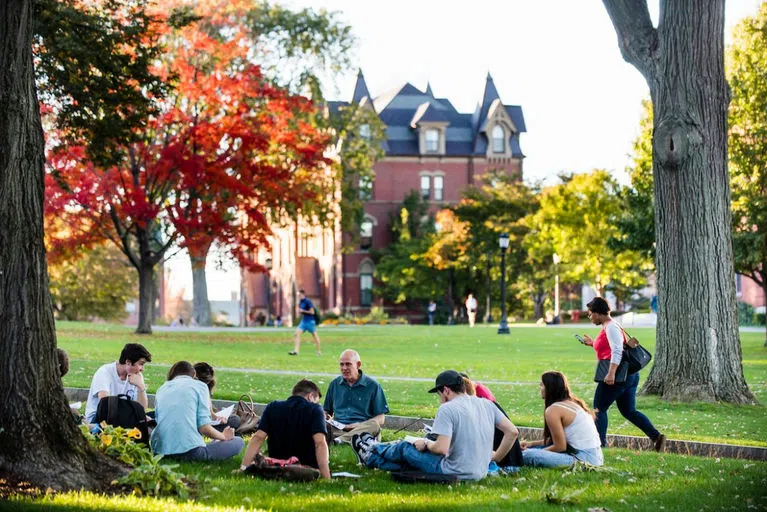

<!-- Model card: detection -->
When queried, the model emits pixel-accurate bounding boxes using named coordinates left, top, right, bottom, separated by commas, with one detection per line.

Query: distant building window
left=359, top=175, right=373, bottom=200
left=433, top=175, right=444, bottom=201
left=425, top=128, right=440, bottom=153
left=359, top=124, right=371, bottom=140
left=359, top=261, right=374, bottom=307
left=420, top=175, right=431, bottom=200
left=492, top=125, right=505, bottom=153
left=360, top=219, right=374, bottom=250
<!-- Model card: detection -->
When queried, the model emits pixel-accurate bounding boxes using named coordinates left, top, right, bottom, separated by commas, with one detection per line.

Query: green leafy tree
left=49, top=244, right=137, bottom=321
left=728, top=3, right=767, bottom=344
left=610, top=99, right=656, bottom=261
left=454, top=170, right=538, bottom=319
left=524, top=171, right=651, bottom=308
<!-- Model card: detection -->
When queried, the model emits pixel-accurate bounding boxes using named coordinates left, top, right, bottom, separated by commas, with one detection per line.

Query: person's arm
left=199, top=424, right=234, bottom=441
left=414, top=434, right=450, bottom=456
left=312, top=432, right=331, bottom=479
left=372, top=413, right=385, bottom=426
left=604, top=323, right=624, bottom=385
left=581, top=334, right=595, bottom=346
left=522, top=438, right=545, bottom=449
left=128, top=373, right=148, bottom=409
left=241, top=430, right=267, bottom=468
left=491, top=416, right=519, bottom=463
left=543, top=407, right=568, bottom=453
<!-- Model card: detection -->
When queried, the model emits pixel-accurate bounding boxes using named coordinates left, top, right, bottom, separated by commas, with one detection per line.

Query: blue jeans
left=593, top=372, right=660, bottom=447
left=522, top=445, right=603, bottom=468
left=167, top=437, right=244, bottom=461
left=366, top=441, right=444, bottom=474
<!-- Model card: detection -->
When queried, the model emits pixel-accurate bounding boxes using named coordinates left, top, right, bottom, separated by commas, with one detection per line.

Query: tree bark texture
left=604, top=0, right=754, bottom=402
left=0, top=0, right=127, bottom=488
left=136, top=263, right=155, bottom=334
left=190, top=254, right=212, bottom=326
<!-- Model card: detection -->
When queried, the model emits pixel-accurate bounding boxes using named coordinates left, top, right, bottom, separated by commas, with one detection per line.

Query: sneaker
left=351, top=433, right=375, bottom=465
left=316, top=351, right=322, bottom=357
left=653, top=433, right=666, bottom=452
left=288, top=351, right=298, bottom=356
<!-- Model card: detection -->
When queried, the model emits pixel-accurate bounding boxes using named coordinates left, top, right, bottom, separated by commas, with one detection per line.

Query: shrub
left=81, top=423, right=190, bottom=497
left=737, top=301, right=756, bottom=326
left=366, top=306, right=389, bottom=323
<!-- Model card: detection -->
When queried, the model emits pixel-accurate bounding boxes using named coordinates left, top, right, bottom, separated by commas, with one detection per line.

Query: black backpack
left=493, top=401, right=524, bottom=467
left=94, top=394, right=150, bottom=444
left=313, top=309, right=321, bottom=324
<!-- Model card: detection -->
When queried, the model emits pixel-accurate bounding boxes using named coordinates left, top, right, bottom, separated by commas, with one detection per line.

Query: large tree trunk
left=0, top=0, right=126, bottom=489
left=604, top=0, right=754, bottom=403
left=136, top=263, right=155, bottom=334
left=532, top=288, right=546, bottom=320
left=190, top=250, right=212, bottom=326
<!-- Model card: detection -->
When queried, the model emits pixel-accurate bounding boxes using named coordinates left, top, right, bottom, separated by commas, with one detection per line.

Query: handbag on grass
left=621, top=329, right=652, bottom=374
left=233, top=394, right=260, bottom=435
left=593, top=359, right=629, bottom=383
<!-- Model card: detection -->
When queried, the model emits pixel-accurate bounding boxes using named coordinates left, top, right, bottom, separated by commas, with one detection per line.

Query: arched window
left=492, top=125, right=505, bottom=153
left=425, top=128, right=440, bottom=153
left=360, top=219, right=374, bottom=250
left=359, top=260, right=374, bottom=307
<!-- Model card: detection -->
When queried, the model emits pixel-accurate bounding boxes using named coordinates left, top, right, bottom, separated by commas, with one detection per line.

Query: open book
left=326, top=418, right=347, bottom=430
left=211, top=404, right=235, bottom=426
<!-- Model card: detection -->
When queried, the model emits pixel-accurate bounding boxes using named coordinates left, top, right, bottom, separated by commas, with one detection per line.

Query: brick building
left=240, top=71, right=526, bottom=324
left=330, top=70, right=526, bottom=314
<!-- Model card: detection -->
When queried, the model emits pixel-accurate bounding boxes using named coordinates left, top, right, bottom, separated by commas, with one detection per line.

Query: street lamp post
left=553, top=253, right=561, bottom=324
left=497, top=233, right=510, bottom=335
left=265, top=257, right=272, bottom=325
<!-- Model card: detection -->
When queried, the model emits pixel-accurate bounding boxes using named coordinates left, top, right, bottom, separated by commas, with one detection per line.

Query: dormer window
left=359, top=124, right=371, bottom=140
left=425, top=128, right=440, bottom=153
left=492, top=125, right=505, bottom=153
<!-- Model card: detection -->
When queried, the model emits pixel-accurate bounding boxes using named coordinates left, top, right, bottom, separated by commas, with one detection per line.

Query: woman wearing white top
left=522, top=371, right=603, bottom=468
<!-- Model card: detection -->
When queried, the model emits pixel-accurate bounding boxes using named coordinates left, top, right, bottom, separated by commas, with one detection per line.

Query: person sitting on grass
left=240, top=379, right=331, bottom=479
left=324, top=349, right=389, bottom=444
left=84, top=343, right=151, bottom=424
left=351, top=370, right=518, bottom=481
left=193, top=362, right=241, bottom=433
left=289, top=289, right=321, bottom=356
left=521, top=371, right=603, bottom=468
left=150, top=361, right=244, bottom=461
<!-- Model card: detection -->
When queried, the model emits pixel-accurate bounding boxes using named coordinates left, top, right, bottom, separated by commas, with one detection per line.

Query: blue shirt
left=150, top=376, right=212, bottom=455
left=323, top=371, right=389, bottom=424
left=299, top=297, right=314, bottom=320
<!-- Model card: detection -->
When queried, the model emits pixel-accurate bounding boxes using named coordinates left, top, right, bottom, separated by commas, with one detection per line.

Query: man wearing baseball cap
left=351, top=370, right=518, bottom=480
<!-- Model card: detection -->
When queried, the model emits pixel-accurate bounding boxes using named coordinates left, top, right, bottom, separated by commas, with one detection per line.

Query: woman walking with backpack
left=580, top=297, right=665, bottom=451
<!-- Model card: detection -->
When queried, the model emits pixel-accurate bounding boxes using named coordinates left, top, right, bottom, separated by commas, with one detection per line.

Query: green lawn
left=58, top=322, right=767, bottom=447
left=6, top=445, right=767, bottom=511
left=7, top=322, right=767, bottom=511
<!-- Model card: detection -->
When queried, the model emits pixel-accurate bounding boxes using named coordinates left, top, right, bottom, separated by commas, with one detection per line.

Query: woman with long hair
left=582, top=297, right=665, bottom=451
left=522, top=371, right=603, bottom=467
left=193, top=362, right=241, bottom=432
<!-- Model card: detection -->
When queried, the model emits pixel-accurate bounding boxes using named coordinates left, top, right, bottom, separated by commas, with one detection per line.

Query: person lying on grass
left=521, top=371, right=603, bottom=468
left=351, top=370, right=518, bottom=481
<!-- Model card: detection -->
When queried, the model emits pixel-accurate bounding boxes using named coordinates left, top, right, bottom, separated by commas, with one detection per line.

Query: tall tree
left=728, top=2, right=767, bottom=345
left=603, top=0, right=753, bottom=402
left=0, top=0, right=124, bottom=489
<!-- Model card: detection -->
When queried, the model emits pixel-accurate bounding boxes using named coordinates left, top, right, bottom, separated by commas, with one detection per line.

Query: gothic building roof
left=332, top=70, right=526, bottom=158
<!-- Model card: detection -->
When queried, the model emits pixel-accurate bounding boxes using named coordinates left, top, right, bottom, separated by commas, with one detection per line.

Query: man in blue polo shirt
left=289, top=289, right=321, bottom=356
left=324, top=349, right=389, bottom=444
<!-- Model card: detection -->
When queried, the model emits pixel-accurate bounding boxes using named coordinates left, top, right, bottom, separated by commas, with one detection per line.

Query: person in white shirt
left=521, top=371, right=603, bottom=467
left=84, top=343, right=151, bottom=424
left=465, top=294, right=478, bottom=327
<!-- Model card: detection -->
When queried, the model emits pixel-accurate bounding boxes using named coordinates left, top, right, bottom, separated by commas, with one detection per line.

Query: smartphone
left=574, top=334, right=587, bottom=344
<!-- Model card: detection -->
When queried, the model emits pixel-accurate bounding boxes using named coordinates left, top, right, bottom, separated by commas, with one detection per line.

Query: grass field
left=58, top=322, right=767, bottom=446
left=6, top=322, right=767, bottom=511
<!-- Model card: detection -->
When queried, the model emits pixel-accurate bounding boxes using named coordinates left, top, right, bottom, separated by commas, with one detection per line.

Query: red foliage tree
left=46, top=4, right=334, bottom=333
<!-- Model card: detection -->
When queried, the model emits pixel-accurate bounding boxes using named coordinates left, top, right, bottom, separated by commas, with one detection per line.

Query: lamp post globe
left=498, top=233, right=510, bottom=335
